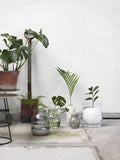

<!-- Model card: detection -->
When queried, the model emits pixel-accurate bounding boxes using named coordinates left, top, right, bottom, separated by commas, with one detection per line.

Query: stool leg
left=4, top=98, right=12, bottom=125
left=3, top=98, right=12, bottom=141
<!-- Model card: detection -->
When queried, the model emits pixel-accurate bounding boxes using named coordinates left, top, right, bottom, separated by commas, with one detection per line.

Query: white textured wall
left=0, top=0, right=120, bottom=113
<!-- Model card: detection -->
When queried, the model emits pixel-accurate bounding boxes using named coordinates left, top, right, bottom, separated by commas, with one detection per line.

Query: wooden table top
left=0, top=94, right=19, bottom=98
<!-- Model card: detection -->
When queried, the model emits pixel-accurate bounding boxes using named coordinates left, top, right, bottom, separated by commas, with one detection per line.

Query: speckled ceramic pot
left=83, top=108, right=102, bottom=125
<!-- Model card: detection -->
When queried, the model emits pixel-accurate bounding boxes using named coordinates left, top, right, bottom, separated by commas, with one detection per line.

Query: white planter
left=82, top=108, right=102, bottom=127
left=66, top=105, right=75, bottom=126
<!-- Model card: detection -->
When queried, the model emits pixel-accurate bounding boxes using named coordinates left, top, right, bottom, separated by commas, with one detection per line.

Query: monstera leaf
left=52, top=96, right=66, bottom=107
left=24, top=28, right=49, bottom=49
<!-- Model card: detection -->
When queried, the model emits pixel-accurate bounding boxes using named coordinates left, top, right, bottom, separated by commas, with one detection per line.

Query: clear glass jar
left=69, top=114, right=80, bottom=129
left=31, top=109, right=50, bottom=136
left=48, top=109, right=60, bottom=129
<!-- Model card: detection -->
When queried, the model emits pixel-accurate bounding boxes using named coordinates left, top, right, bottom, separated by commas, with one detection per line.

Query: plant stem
left=70, top=94, right=71, bottom=106
left=92, top=92, right=94, bottom=108
left=50, top=106, right=56, bottom=127
left=25, top=39, right=28, bottom=47
left=13, top=63, right=14, bottom=71
left=15, top=46, right=21, bottom=70
left=31, top=39, right=39, bottom=53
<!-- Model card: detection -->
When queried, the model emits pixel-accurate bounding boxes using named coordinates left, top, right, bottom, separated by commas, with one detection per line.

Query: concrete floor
left=86, top=120, right=120, bottom=160
left=0, top=120, right=120, bottom=160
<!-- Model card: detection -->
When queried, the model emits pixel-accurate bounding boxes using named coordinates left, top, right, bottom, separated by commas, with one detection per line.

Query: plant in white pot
left=56, top=67, right=79, bottom=125
left=82, top=86, right=102, bottom=127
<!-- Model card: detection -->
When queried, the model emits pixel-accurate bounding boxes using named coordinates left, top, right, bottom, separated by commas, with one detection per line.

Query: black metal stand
left=0, top=91, right=18, bottom=145
left=0, top=98, right=12, bottom=145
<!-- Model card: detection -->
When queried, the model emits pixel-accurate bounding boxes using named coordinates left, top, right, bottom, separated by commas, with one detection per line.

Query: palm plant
left=85, top=86, right=99, bottom=108
left=56, top=67, right=79, bottom=105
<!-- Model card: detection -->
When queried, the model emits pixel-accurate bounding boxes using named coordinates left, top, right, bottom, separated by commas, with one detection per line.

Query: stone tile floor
left=0, top=120, right=120, bottom=160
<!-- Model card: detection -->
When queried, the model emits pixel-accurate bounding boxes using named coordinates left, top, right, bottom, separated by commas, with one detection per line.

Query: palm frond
left=56, top=67, right=79, bottom=105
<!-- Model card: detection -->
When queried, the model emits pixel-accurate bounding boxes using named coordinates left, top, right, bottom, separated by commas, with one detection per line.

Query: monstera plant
left=0, top=33, right=30, bottom=71
left=24, top=28, right=49, bottom=99
left=21, top=28, right=49, bottom=123
left=0, top=33, right=30, bottom=90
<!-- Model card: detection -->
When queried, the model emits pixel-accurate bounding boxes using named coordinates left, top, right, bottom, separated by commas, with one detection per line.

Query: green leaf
left=24, top=29, right=35, bottom=39
left=85, top=97, right=92, bottom=101
left=60, top=107, right=69, bottom=113
left=94, top=96, right=98, bottom=102
left=25, top=29, right=35, bottom=35
left=52, top=96, right=66, bottom=107
left=8, top=36, right=17, bottom=43
left=9, top=38, right=23, bottom=45
left=21, top=99, right=37, bottom=108
left=1, top=49, right=13, bottom=64
left=3, top=39, right=9, bottom=48
left=56, top=67, right=79, bottom=105
left=94, top=86, right=99, bottom=91
left=85, top=91, right=93, bottom=95
left=36, top=95, right=46, bottom=99
left=10, top=43, right=19, bottom=49
left=94, top=90, right=99, bottom=96
left=88, top=86, right=93, bottom=91
left=25, top=28, right=49, bottom=48
left=19, top=46, right=31, bottom=60
left=0, top=33, right=9, bottom=37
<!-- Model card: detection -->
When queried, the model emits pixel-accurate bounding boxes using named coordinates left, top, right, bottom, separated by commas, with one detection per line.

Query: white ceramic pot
left=66, top=105, right=75, bottom=126
left=83, top=108, right=102, bottom=124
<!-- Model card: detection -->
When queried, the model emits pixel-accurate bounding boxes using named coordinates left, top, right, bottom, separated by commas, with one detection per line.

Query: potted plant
left=21, top=29, right=49, bottom=122
left=19, top=94, right=47, bottom=122
left=82, top=86, right=102, bottom=127
left=0, top=33, right=30, bottom=90
left=56, top=67, right=79, bottom=125
left=48, top=95, right=68, bottom=128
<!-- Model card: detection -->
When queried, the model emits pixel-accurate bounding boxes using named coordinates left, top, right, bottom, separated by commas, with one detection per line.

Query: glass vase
left=31, top=109, right=50, bottom=136
left=48, top=109, right=60, bottom=129
left=69, top=114, right=80, bottom=129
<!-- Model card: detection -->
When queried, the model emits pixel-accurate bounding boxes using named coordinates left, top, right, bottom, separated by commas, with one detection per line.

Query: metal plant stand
left=0, top=90, right=18, bottom=145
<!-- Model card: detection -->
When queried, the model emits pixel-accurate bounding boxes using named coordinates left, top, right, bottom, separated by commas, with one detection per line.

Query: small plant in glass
left=49, top=96, right=68, bottom=128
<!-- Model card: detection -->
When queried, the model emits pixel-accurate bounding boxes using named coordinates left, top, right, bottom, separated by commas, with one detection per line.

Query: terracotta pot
left=21, top=99, right=38, bottom=123
left=0, top=71, right=20, bottom=90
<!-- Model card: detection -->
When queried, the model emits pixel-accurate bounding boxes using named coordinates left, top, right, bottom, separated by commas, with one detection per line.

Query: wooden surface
left=0, top=89, right=19, bottom=92
left=0, top=94, right=19, bottom=98
left=0, top=89, right=19, bottom=98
